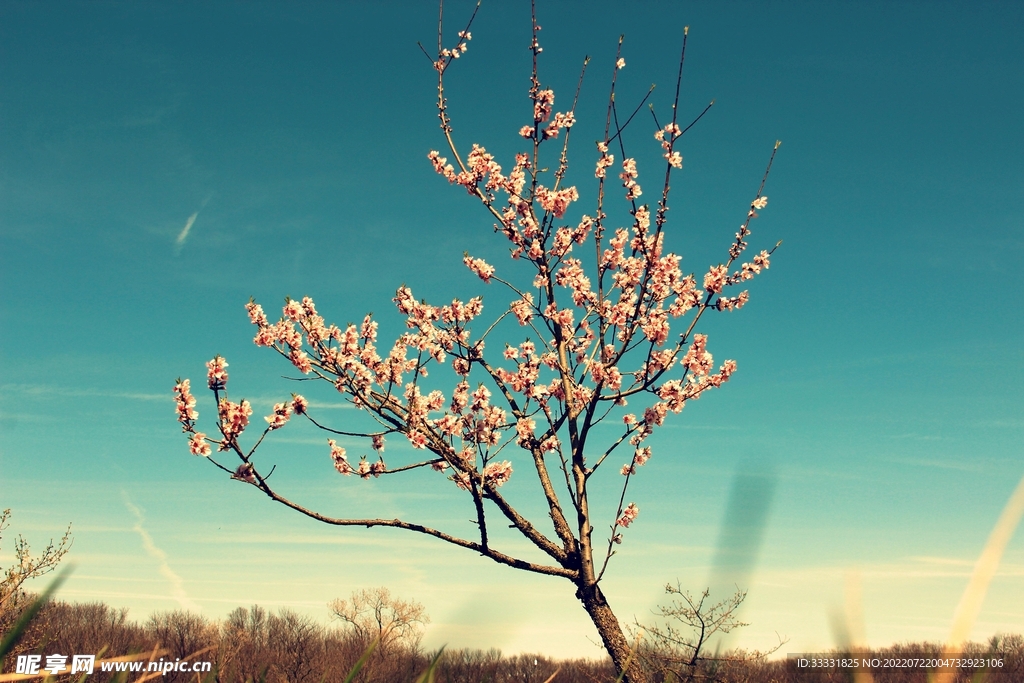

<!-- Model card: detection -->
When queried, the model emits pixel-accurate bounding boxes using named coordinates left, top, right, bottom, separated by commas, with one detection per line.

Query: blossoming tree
left=173, top=5, right=779, bottom=682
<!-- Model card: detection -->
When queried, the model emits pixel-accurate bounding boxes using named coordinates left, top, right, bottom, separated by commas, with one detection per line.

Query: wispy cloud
left=1, top=383, right=166, bottom=402
left=58, top=588, right=328, bottom=609
left=122, top=493, right=200, bottom=612
left=174, top=196, right=212, bottom=254
left=174, top=212, right=199, bottom=252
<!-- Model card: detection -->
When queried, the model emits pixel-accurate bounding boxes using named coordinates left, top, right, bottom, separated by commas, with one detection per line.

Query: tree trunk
left=576, top=582, right=647, bottom=683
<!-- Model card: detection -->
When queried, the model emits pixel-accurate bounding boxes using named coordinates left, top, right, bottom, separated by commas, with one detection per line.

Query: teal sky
left=1, top=0, right=1022, bottom=658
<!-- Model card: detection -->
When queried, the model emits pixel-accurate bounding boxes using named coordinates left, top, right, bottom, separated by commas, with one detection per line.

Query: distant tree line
left=3, top=595, right=1022, bottom=683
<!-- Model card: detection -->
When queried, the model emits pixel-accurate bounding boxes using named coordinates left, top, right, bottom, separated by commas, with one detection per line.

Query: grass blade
left=0, top=566, right=72, bottom=660
left=342, top=636, right=379, bottom=683
left=413, top=646, right=445, bottom=683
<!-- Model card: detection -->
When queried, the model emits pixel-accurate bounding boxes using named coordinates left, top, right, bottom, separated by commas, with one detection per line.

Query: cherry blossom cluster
left=173, top=379, right=198, bottom=427
left=654, top=123, right=684, bottom=169
left=464, top=255, right=495, bottom=283
left=217, top=398, right=252, bottom=447
left=189, top=432, right=211, bottom=458
left=206, top=356, right=228, bottom=390
left=483, top=460, right=513, bottom=487
left=619, top=447, right=651, bottom=476
left=616, top=503, right=639, bottom=528
left=727, top=196, right=770, bottom=263
left=243, top=291, right=542, bottom=492
left=174, top=379, right=210, bottom=456
left=233, top=462, right=256, bottom=483
left=620, top=158, right=641, bottom=200
left=175, top=16, right=779, bottom=567
left=595, top=142, right=614, bottom=179
left=434, top=30, right=471, bottom=71
left=177, top=345, right=322, bottom=464
left=264, top=402, right=291, bottom=430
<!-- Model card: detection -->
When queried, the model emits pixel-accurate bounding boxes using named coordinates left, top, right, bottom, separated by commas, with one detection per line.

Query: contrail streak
left=175, top=212, right=199, bottom=249
left=122, top=493, right=200, bottom=612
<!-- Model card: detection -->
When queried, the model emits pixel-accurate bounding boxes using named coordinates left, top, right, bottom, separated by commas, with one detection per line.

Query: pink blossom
left=641, top=310, right=670, bottom=345
left=289, top=349, right=312, bottom=374
left=233, top=462, right=257, bottom=484
left=357, top=458, right=372, bottom=479
left=277, top=321, right=303, bottom=350
left=426, top=390, right=445, bottom=412
left=407, top=430, right=428, bottom=449
left=657, top=379, right=687, bottom=413
left=463, top=255, right=496, bottom=283
left=470, top=384, right=491, bottom=410
left=543, top=111, right=575, bottom=140
left=533, top=89, right=555, bottom=122
left=536, top=185, right=579, bottom=218
left=655, top=122, right=681, bottom=147
left=173, top=379, right=198, bottom=425
left=616, top=503, right=639, bottom=528
left=616, top=57, right=625, bottom=69
left=427, top=151, right=457, bottom=183
left=682, top=334, right=714, bottom=376
left=206, top=356, right=228, bottom=390
left=595, top=141, right=615, bottom=179
left=642, top=403, right=668, bottom=429
left=245, top=301, right=268, bottom=326
left=620, top=158, right=641, bottom=200
left=716, top=290, right=749, bottom=311
left=752, top=196, right=768, bottom=210
left=515, top=417, right=536, bottom=445
left=539, top=435, right=560, bottom=453
left=703, top=264, right=727, bottom=294
left=633, top=206, right=651, bottom=233
left=189, top=432, right=211, bottom=457
left=218, top=398, right=252, bottom=442
left=327, top=439, right=353, bottom=475
left=253, top=326, right=277, bottom=347
left=527, top=239, right=544, bottom=260
left=264, top=402, right=292, bottom=430
left=452, top=471, right=473, bottom=490
left=519, top=125, right=535, bottom=139
left=283, top=299, right=303, bottom=322
left=291, top=394, right=308, bottom=415
left=371, top=434, right=386, bottom=452
left=505, top=294, right=532, bottom=327
left=483, top=460, right=513, bottom=488
left=720, top=359, right=737, bottom=379
left=451, top=380, right=470, bottom=412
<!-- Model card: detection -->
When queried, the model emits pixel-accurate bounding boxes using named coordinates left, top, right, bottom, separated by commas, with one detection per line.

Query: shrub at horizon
left=172, top=4, right=781, bottom=682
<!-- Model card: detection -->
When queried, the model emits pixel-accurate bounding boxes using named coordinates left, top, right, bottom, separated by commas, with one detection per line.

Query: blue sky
left=1, top=0, right=1022, bottom=658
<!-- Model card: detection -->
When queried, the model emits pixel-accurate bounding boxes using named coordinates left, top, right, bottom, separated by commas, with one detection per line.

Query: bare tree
left=267, top=608, right=325, bottom=683
left=638, top=584, right=784, bottom=682
left=0, top=508, right=72, bottom=632
left=221, top=605, right=271, bottom=683
left=329, top=587, right=429, bottom=653
left=146, top=609, right=215, bottom=661
left=172, top=3, right=781, bottom=681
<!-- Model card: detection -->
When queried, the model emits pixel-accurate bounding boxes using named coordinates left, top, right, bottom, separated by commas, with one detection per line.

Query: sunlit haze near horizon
left=1, top=0, right=1022, bottom=659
